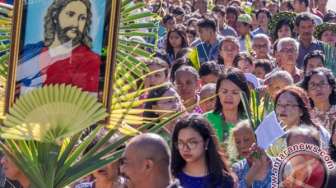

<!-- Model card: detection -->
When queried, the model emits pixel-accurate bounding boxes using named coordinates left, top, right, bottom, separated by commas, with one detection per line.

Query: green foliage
left=0, top=1, right=177, bottom=188
left=241, top=90, right=272, bottom=130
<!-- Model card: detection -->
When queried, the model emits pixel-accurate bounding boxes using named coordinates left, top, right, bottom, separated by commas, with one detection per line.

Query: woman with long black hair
left=301, top=67, right=336, bottom=133
left=171, top=114, right=235, bottom=188
left=165, top=24, right=189, bottom=64
left=205, top=68, right=250, bottom=142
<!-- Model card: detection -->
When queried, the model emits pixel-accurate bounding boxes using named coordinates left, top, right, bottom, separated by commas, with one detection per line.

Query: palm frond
left=2, top=84, right=107, bottom=142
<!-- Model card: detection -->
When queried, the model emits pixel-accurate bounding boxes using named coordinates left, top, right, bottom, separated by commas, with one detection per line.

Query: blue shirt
left=252, top=27, right=267, bottom=36
left=194, top=36, right=223, bottom=64
left=176, top=171, right=233, bottom=188
left=297, top=39, right=324, bottom=69
left=232, top=159, right=272, bottom=188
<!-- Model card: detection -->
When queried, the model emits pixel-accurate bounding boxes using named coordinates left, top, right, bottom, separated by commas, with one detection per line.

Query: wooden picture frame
left=5, top=0, right=121, bottom=114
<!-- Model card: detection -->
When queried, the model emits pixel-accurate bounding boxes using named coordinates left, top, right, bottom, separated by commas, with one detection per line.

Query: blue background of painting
left=23, top=0, right=106, bottom=55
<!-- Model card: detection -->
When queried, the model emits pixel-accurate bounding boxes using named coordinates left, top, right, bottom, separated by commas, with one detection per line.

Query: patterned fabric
left=232, top=159, right=272, bottom=188
left=312, top=105, right=336, bottom=133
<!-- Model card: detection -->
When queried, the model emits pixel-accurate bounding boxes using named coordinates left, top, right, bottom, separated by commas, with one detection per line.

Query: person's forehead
left=310, top=73, right=327, bottom=82
left=270, top=79, right=290, bottom=87
left=282, top=42, right=296, bottom=48
left=278, top=91, right=297, bottom=101
left=254, top=38, right=268, bottom=43
left=234, top=127, right=254, bottom=137
left=175, top=70, right=197, bottom=80
left=64, top=1, right=87, bottom=10
left=200, top=89, right=215, bottom=98
left=223, top=40, right=238, bottom=46
left=219, top=79, right=240, bottom=89
left=299, top=20, right=314, bottom=26
left=307, top=57, right=323, bottom=63
left=123, top=144, right=137, bottom=159
left=178, top=128, right=202, bottom=139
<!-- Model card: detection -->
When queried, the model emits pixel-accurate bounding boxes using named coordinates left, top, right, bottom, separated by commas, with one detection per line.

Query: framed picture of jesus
left=5, top=0, right=121, bottom=112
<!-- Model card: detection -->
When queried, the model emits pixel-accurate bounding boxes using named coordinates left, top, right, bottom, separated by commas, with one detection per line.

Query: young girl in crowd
left=144, top=84, right=184, bottom=133
left=218, top=36, right=240, bottom=70
left=254, top=59, right=272, bottom=79
left=273, top=18, right=295, bottom=41
left=232, top=52, right=255, bottom=74
left=230, top=120, right=272, bottom=188
left=174, top=65, right=202, bottom=113
left=166, top=24, right=189, bottom=64
left=144, top=58, right=170, bottom=89
left=302, top=50, right=325, bottom=76
left=205, top=69, right=250, bottom=142
left=301, top=67, right=336, bottom=133
left=171, top=114, right=235, bottom=188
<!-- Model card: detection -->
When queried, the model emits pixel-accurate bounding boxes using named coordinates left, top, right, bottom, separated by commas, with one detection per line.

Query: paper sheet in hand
left=255, top=111, right=285, bottom=149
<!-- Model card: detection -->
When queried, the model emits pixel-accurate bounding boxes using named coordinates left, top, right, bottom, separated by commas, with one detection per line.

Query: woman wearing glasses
left=171, top=114, right=235, bottom=188
left=301, top=67, right=336, bottom=133
left=267, top=85, right=330, bottom=156
left=218, top=36, right=240, bottom=71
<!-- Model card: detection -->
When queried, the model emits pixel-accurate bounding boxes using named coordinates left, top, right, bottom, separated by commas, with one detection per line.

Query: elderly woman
left=301, top=67, right=336, bottom=133
left=252, top=34, right=274, bottom=60
left=218, top=36, right=240, bottom=70
left=267, top=86, right=330, bottom=157
left=276, top=37, right=303, bottom=83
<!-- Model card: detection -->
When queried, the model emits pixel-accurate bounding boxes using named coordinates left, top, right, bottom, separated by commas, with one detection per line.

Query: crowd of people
left=1, top=0, right=336, bottom=187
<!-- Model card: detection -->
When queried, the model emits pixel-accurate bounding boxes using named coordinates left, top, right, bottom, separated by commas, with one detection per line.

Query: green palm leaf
left=2, top=84, right=107, bottom=142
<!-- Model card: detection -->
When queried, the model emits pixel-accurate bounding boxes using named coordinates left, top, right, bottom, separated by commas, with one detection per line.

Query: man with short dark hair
left=190, top=18, right=223, bottom=66
left=212, top=5, right=237, bottom=37
left=293, top=0, right=322, bottom=24
left=120, top=133, right=182, bottom=188
left=295, top=12, right=324, bottom=68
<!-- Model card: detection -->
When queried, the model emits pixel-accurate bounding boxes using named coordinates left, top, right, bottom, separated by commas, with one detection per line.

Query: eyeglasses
left=221, top=47, right=238, bottom=52
left=176, top=140, right=202, bottom=150
left=253, top=44, right=268, bottom=49
left=276, top=103, right=300, bottom=110
left=308, top=81, right=329, bottom=90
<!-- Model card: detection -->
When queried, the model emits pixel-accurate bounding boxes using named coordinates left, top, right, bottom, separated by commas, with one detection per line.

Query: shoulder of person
left=203, top=111, right=220, bottom=119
